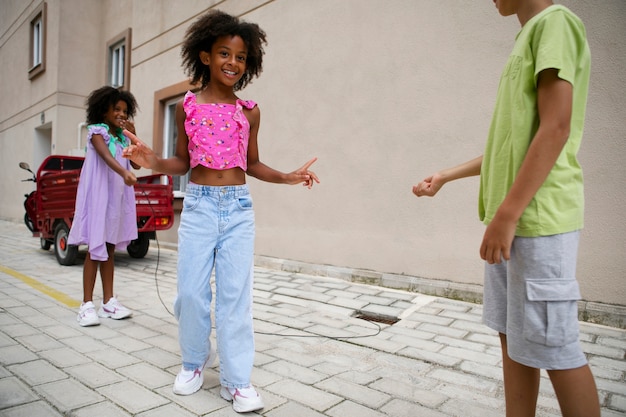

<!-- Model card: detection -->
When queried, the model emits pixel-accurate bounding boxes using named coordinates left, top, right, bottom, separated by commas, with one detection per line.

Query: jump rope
left=140, top=188, right=382, bottom=340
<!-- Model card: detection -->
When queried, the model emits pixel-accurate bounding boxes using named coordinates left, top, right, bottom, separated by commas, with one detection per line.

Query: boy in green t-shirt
left=413, top=1, right=600, bottom=415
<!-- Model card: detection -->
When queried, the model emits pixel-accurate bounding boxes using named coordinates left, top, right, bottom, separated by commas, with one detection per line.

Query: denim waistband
left=185, top=182, right=249, bottom=197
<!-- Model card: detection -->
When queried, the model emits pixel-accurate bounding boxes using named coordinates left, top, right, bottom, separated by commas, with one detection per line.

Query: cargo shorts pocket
left=523, top=279, right=581, bottom=347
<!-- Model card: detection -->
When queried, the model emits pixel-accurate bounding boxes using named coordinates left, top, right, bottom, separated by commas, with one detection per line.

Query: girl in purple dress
left=69, top=86, right=139, bottom=327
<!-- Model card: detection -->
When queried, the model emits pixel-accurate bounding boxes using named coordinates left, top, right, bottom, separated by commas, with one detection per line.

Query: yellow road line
left=0, top=264, right=81, bottom=308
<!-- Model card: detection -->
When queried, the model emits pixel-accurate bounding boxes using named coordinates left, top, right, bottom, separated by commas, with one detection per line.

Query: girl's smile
left=202, top=35, right=248, bottom=86
left=104, top=100, right=129, bottom=130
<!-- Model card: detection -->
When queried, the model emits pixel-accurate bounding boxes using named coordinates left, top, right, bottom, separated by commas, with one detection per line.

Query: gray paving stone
left=398, top=346, right=462, bottom=367
left=34, top=378, right=104, bottom=413
left=66, top=361, right=125, bottom=388
left=459, top=360, right=503, bottom=381
left=7, top=359, right=67, bottom=385
left=440, top=398, right=503, bottom=417
left=135, top=403, right=198, bottom=417
left=420, top=325, right=471, bottom=343
left=154, top=385, right=228, bottom=415
left=608, top=393, right=626, bottom=413
left=117, top=362, right=175, bottom=389
left=380, top=398, right=449, bottom=417
left=369, top=377, right=447, bottom=407
left=40, top=324, right=83, bottom=339
left=86, top=346, right=142, bottom=369
left=405, top=311, right=456, bottom=326
left=429, top=368, right=500, bottom=393
left=0, top=344, right=38, bottom=365
left=15, top=333, right=63, bottom=352
left=38, top=346, right=93, bottom=368
left=436, top=384, right=503, bottom=410
left=262, top=360, right=326, bottom=385
left=388, top=333, right=444, bottom=352
left=439, top=346, right=501, bottom=365
left=266, top=379, right=342, bottom=411
left=59, top=334, right=107, bottom=354
left=97, top=380, right=169, bottom=414
left=263, top=347, right=325, bottom=368
left=315, top=376, right=391, bottom=409
left=130, top=346, right=180, bottom=368
left=0, top=400, right=64, bottom=417
left=5, top=306, right=58, bottom=328
left=0, top=377, right=39, bottom=409
left=264, top=401, right=326, bottom=417
left=71, top=401, right=132, bottom=417
left=326, top=296, right=369, bottom=310
left=580, top=340, right=624, bottom=359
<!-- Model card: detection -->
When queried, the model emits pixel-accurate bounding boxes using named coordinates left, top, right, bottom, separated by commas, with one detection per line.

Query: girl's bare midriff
left=189, top=165, right=246, bottom=186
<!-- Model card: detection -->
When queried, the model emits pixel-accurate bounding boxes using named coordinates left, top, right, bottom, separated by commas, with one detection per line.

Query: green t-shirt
left=479, top=5, right=591, bottom=237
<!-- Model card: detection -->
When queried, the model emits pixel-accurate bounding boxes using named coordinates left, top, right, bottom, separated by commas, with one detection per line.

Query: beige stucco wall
left=1, top=0, right=624, bottom=307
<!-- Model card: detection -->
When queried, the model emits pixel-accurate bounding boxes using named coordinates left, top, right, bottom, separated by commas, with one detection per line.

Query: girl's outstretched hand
left=287, top=157, right=320, bottom=189
left=122, top=130, right=157, bottom=169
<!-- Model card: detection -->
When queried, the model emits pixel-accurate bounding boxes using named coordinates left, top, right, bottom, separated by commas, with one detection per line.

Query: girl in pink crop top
left=123, top=10, right=319, bottom=413
left=184, top=91, right=256, bottom=171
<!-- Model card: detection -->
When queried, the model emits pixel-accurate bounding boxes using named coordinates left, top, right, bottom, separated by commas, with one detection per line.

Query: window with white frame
left=28, top=3, right=46, bottom=79
left=109, top=41, right=125, bottom=87
left=32, top=18, right=42, bottom=66
left=106, top=29, right=131, bottom=89
left=163, top=97, right=190, bottom=197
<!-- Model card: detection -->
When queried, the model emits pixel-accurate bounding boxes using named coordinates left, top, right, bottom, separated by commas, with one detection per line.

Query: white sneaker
left=173, top=343, right=216, bottom=396
left=98, top=297, right=132, bottom=319
left=173, top=366, right=204, bottom=395
left=220, top=385, right=264, bottom=413
left=77, top=301, right=100, bottom=327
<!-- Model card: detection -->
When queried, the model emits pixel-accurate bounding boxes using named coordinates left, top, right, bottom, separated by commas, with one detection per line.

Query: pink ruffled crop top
left=183, top=91, right=257, bottom=171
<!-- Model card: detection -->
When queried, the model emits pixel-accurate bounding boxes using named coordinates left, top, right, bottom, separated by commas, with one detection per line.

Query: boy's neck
left=517, top=0, right=553, bottom=26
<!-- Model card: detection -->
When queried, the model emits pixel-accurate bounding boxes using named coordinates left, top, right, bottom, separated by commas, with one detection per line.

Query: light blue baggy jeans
left=174, top=183, right=255, bottom=389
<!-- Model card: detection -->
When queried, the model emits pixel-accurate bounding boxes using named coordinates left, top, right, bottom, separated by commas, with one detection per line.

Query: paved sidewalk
left=0, top=219, right=624, bottom=416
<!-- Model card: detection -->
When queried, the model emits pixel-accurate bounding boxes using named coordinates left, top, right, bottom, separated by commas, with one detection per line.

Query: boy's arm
left=413, top=155, right=482, bottom=197
left=123, top=120, right=141, bottom=170
left=480, top=68, right=573, bottom=264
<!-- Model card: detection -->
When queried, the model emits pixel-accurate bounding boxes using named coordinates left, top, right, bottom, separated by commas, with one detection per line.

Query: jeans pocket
left=183, top=194, right=201, bottom=211
left=523, top=279, right=581, bottom=347
left=237, top=196, right=253, bottom=210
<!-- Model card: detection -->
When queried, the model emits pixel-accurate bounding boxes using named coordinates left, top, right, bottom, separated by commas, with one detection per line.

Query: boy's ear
left=199, top=51, right=210, bottom=65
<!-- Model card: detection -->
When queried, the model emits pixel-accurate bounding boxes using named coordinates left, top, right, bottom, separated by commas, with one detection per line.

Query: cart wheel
left=40, top=238, right=51, bottom=251
left=127, top=233, right=150, bottom=258
left=24, top=213, right=34, bottom=233
left=54, top=223, right=78, bottom=266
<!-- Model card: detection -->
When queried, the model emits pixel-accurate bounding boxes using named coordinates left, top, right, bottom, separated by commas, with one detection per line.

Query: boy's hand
left=479, top=214, right=516, bottom=264
left=413, top=173, right=444, bottom=197
left=122, top=130, right=157, bottom=169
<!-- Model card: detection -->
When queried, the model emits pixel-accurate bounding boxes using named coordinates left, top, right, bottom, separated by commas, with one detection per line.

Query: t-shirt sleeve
left=532, top=10, right=587, bottom=86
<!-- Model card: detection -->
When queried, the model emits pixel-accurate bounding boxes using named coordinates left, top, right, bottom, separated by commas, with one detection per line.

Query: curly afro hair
left=181, top=10, right=267, bottom=91
left=85, top=86, right=138, bottom=125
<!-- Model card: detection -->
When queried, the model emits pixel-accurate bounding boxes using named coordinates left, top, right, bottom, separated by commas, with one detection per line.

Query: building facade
left=1, top=0, right=625, bottom=316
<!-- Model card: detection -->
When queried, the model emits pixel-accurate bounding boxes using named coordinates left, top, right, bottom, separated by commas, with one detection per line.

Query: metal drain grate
left=353, top=311, right=399, bottom=325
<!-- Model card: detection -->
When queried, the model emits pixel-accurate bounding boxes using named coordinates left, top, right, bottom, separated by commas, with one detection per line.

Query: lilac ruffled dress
left=68, top=124, right=137, bottom=261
